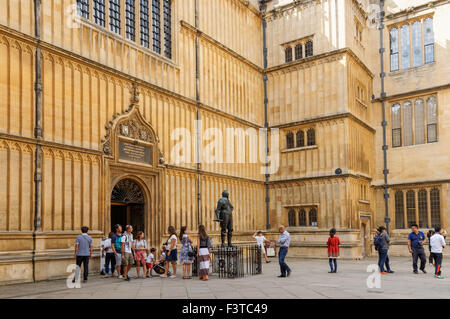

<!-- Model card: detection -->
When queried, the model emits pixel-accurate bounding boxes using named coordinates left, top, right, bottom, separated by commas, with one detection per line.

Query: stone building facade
left=0, top=0, right=448, bottom=284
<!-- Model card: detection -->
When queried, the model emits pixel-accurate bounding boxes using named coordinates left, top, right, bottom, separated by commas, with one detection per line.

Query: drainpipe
left=32, top=0, right=43, bottom=282
left=377, top=1, right=390, bottom=232
left=195, top=0, right=202, bottom=226
left=260, top=0, right=270, bottom=230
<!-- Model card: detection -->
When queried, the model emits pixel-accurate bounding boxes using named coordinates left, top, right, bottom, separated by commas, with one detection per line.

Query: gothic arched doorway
left=111, top=178, right=146, bottom=237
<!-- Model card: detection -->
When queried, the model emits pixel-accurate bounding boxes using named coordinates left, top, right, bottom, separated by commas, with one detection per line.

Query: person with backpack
left=374, top=226, right=393, bottom=274
left=111, top=224, right=123, bottom=279
left=73, top=226, right=93, bottom=283
left=121, top=225, right=135, bottom=281
left=430, top=226, right=446, bottom=279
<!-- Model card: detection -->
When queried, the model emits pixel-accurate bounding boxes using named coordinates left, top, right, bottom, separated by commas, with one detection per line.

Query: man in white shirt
left=430, top=226, right=446, bottom=279
left=121, top=225, right=135, bottom=281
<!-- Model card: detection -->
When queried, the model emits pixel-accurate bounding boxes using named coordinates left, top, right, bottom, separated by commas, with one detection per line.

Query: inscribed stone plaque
left=119, top=140, right=152, bottom=165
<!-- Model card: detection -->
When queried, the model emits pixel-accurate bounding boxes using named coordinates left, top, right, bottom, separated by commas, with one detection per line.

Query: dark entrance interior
left=111, top=179, right=146, bottom=237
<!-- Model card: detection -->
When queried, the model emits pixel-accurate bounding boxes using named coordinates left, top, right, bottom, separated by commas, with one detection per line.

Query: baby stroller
left=151, top=260, right=171, bottom=276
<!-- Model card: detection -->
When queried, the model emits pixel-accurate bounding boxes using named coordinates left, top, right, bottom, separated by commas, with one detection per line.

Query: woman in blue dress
left=179, top=226, right=194, bottom=279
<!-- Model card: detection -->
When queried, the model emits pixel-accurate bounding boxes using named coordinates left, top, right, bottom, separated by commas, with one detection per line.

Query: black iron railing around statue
left=192, top=244, right=262, bottom=278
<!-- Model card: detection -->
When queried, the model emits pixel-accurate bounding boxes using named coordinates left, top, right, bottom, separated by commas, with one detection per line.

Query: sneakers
left=160, top=274, right=168, bottom=278
left=169, top=275, right=177, bottom=279
left=287, top=270, right=292, bottom=277
left=413, top=270, right=419, bottom=274
left=421, top=269, right=427, bottom=274
left=118, top=275, right=123, bottom=279
left=387, top=270, right=395, bottom=273
left=436, top=275, right=444, bottom=279
left=277, top=275, right=286, bottom=278
left=380, top=272, right=387, bottom=275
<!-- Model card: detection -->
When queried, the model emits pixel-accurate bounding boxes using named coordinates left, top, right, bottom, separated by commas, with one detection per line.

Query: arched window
left=403, top=101, right=413, bottom=146
left=412, top=21, right=423, bottom=67
left=163, top=0, right=172, bottom=59
left=430, top=189, right=441, bottom=227
left=418, top=190, right=428, bottom=228
left=298, top=209, right=306, bottom=226
left=390, top=27, right=399, bottom=71
left=395, top=191, right=404, bottom=229
left=295, top=44, right=302, bottom=60
left=427, top=97, right=437, bottom=143
left=152, top=0, right=161, bottom=53
left=125, top=0, right=136, bottom=41
left=140, top=0, right=150, bottom=48
left=307, top=128, right=315, bottom=146
left=414, top=99, right=425, bottom=144
left=424, top=18, right=434, bottom=63
left=286, top=132, right=294, bottom=149
left=93, top=0, right=106, bottom=27
left=406, top=190, right=416, bottom=227
left=109, top=0, right=121, bottom=34
left=288, top=209, right=297, bottom=227
left=285, top=47, right=292, bottom=63
left=77, top=0, right=90, bottom=19
left=392, top=104, right=401, bottom=147
left=296, top=130, right=305, bottom=148
left=305, top=41, right=313, bottom=57
left=309, top=209, right=317, bottom=226
left=401, top=24, right=410, bottom=69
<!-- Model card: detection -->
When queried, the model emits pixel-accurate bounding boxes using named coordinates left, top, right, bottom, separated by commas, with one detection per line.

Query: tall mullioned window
left=394, top=188, right=441, bottom=229
left=93, top=0, right=106, bottom=27
left=286, top=132, right=294, bottom=149
left=391, top=95, right=437, bottom=148
left=390, top=17, right=434, bottom=71
left=424, top=18, right=434, bottom=63
left=77, top=0, right=90, bottom=19
left=126, top=0, right=136, bottom=41
left=285, top=47, right=292, bottom=63
left=163, top=0, right=172, bottom=58
left=140, top=0, right=150, bottom=48
left=295, top=44, right=302, bottom=60
left=305, top=41, right=313, bottom=57
left=307, top=129, right=315, bottom=146
left=390, top=28, right=399, bottom=71
left=288, top=209, right=297, bottom=227
left=109, top=0, right=121, bottom=34
left=152, top=0, right=161, bottom=53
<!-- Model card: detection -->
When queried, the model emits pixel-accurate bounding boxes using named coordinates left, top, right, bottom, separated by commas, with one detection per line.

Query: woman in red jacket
left=327, top=228, right=341, bottom=273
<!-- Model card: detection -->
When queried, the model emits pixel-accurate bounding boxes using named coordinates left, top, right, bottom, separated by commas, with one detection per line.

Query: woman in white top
left=133, top=231, right=148, bottom=278
left=161, top=226, right=178, bottom=278
left=253, top=231, right=270, bottom=263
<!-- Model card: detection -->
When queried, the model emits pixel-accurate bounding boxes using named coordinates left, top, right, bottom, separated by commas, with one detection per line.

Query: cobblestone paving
left=2, top=257, right=450, bottom=299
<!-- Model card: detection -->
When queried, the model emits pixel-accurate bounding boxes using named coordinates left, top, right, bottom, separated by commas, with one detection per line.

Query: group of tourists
left=374, top=224, right=447, bottom=279
left=73, top=222, right=447, bottom=283
left=73, top=224, right=213, bottom=282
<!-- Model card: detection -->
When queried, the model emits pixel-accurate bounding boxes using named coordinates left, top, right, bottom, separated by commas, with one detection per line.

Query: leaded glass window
left=406, top=190, right=416, bottom=227
left=140, top=0, right=150, bottom=48
left=392, top=104, right=401, bottom=147
left=295, top=44, right=302, bottom=60
left=401, top=24, right=410, bottom=69
left=395, top=191, right=404, bottom=229
left=427, top=97, right=437, bottom=143
left=430, top=189, right=441, bottom=227
left=298, top=210, right=306, bottom=226
left=390, top=28, right=399, bottom=71
left=285, top=47, right=292, bottom=63
left=77, top=0, right=89, bottom=19
left=163, top=0, right=172, bottom=59
left=288, top=209, right=297, bottom=227
left=403, top=101, right=413, bottom=146
left=418, top=190, right=428, bottom=228
left=412, top=21, right=422, bottom=67
left=296, top=130, right=304, bottom=148
left=309, top=209, right=317, bottom=227
left=424, top=18, right=434, bottom=63
left=414, top=99, right=425, bottom=144
left=286, top=132, right=294, bottom=149
left=93, top=0, right=105, bottom=26
left=307, top=129, right=315, bottom=146
left=305, top=41, right=313, bottom=57
left=109, top=0, right=121, bottom=34
left=126, top=0, right=136, bottom=41
left=152, top=0, right=161, bottom=53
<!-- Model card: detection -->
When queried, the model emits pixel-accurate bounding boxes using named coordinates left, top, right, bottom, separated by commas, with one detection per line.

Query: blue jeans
left=279, top=247, right=290, bottom=276
left=378, top=249, right=390, bottom=272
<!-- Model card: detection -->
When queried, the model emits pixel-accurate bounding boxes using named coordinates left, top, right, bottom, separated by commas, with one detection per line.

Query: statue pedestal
left=193, top=244, right=262, bottom=278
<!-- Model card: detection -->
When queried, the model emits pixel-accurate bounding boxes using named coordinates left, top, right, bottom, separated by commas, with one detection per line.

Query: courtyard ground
left=1, top=257, right=450, bottom=299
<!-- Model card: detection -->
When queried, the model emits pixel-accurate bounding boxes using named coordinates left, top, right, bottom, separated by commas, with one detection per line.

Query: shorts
left=146, top=263, right=152, bottom=270
left=258, top=244, right=266, bottom=254
left=122, top=252, right=134, bottom=265
left=135, top=251, right=147, bottom=264
left=166, top=249, right=178, bottom=262
left=115, top=253, right=122, bottom=266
